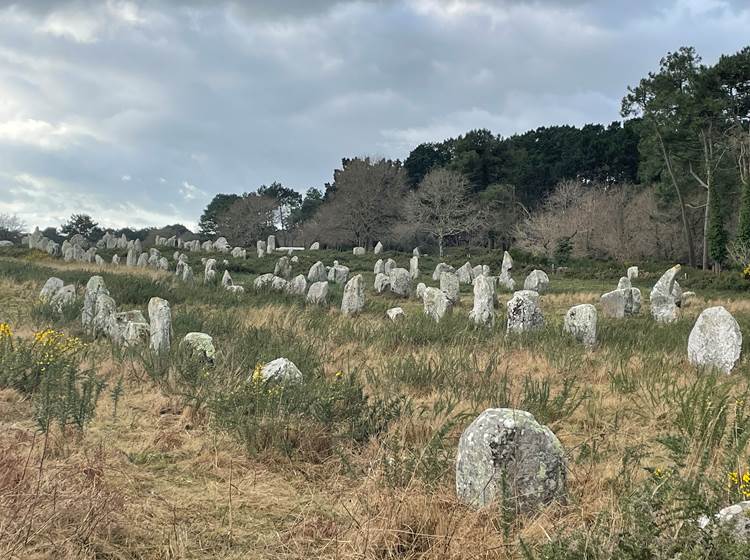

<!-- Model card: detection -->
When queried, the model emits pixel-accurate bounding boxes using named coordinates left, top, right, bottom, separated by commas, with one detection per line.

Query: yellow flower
left=335, top=370, right=344, bottom=379
left=0, top=322, right=12, bottom=339
left=251, top=363, right=264, bottom=384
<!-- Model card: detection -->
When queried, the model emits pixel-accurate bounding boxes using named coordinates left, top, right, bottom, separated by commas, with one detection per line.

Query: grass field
left=2, top=246, right=750, bottom=559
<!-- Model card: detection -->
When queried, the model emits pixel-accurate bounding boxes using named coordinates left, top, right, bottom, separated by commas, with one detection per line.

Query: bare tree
left=216, top=194, right=276, bottom=246
left=0, top=213, right=26, bottom=242
left=407, top=168, right=480, bottom=257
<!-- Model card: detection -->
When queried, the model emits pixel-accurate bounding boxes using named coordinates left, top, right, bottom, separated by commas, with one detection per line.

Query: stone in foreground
left=386, top=307, right=405, bottom=321
left=148, top=297, right=172, bottom=355
left=650, top=264, right=681, bottom=323
left=456, top=408, right=566, bottom=512
left=389, top=267, right=411, bottom=297
left=688, top=306, right=742, bottom=374
left=306, top=281, right=329, bottom=305
left=181, top=332, right=216, bottom=363
left=563, top=304, right=597, bottom=348
left=469, top=275, right=495, bottom=327
left=423, top=287, right=452, bottom=322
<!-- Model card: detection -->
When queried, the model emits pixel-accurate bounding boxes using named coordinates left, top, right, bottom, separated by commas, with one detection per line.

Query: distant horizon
left=1, top=0, right=748, bottom=230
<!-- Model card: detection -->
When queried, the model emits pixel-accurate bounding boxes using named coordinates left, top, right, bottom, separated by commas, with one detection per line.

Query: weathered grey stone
left=627, top=288, right=641, bottom=315
left=600, top=289, right=627, bottom=319
left=181, top=332, right=216, bottom=363
left=307, top=261, right=327, bottom=283
left=506, top=290, right=544, bottom=334
left=386, top=307, right=405, bottom=321
left=266, top=235, right=276, bottom=255
left=112, top=254, right=120, bottom=265
left=650, top=265, right=681, bottom=323
left=182, top=265, right=194, bottom=283
left=82, top=276, right=109, bottom=331
left=121, top=319, right=150, bottom=349
left=688, top=306, right=742, bottom=374
left=40, top=277, right=64, bottom=302
left=92, top=293, right=117, bottom=339
left=274, top=256, right=292, bottom=279
left=137, top=253, right=149, bottom=268
left=226, top=285, right=245, bottom=294
left=374, top=259, right=385, bottom=275
left=271, top=276, right=289, bottom=292
left=157, top=257, right=169, bottom=271
left=617, top=276, right=631, bottom=290
left=0, top=240, right=14, bottom=247
left=126, top=247, right=137, bottom=267
left=309, top=241, right=320, bottom=250
left=306, top=281, right=329, bottom=305
left=374, top=241, right=383, bottom=254
left=353, top=246, right=365, bottom=255
left=287, top=274, right=307, bottom=296
left=455, top=408, right=566, bottom=511
left=256, top=240, right=266, bottom=258
left=254, top=273, right=274, bottom=290
left=440, top=271, right=460, bottom=304
left=682, top=291, right=696, bottom=306
left=413, top=247, right=420, bottom=257
left=472, top=264, right=484, bottom=279
left=231, top=247, right=246, bottom=259
left=204, top=258, right=217, bottom=284
left=389, top=267, right=411, bottom=297
left=49, top=285, right=76, bottom=313
left=698, top=501, right=750, bottom=541
left=469, top=275, right=495, bottom=327
left=409, top=256, right=419, bottom=280
left=374, top=272, right=390, bottom=293
left=523, top=270, right=549, bottom=293
left=213, top=237, right=230, bottom=252
left=415, top=282, right=426, bottom=300
left=432, top=262, right=455, bottom=281
left=257, top=358, right=302, bottom=383
left=341, top=274, right=365, bottom=316
left=423, top=287, right=452, bottom=322
left=384, top=258, right=397, bottom=275
left=457, top=262, right=473, bottom=284
left=627, top=266, right=639, bottom=281
left=563, top=304, right=597, bottom=348
left=222, top=270, right=233, bottom=287
left=94, top=255, right=105, bottom=266
left=201, top=240, right=213, bottom=252
left=148, top=297, right=171, bottom=355
left=327, top=264, right=349, bottom=285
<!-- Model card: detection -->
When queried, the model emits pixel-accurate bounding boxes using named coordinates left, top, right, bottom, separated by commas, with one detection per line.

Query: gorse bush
left=0, top=324, right=104, bottom=433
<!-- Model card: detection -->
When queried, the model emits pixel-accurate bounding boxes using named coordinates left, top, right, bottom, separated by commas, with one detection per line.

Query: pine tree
left=737, top=180, right=750, bottom=246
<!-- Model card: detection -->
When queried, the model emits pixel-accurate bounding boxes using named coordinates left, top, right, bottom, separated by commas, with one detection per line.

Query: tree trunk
left=658, top=132, right=695, bottom=267
left=438, top=235, right=444, bottom=258
left=702, top=186, right=710, bottom=271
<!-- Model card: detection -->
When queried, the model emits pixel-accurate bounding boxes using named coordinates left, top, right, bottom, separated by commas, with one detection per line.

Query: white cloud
left=0, top=118, right=98, bottom=149
left=179, top=180, right=206, bottom=201
left=121, top=174, right=131, bottom=181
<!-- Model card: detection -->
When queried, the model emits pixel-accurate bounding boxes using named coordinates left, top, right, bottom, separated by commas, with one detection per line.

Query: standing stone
left=112, top=254, right=120, bottom=266
left=497, top=251, right=515, bottom=291
left=374, top=259, right=385, bottom=275
left=271, top=276, right=288, bottom=292
left=472, top=265, right=484, bottom=279
left=222, top=270, right=233, bottom=287
left=201, top=241, right=213, bottom=252
left=266, top=235, right=276, bottom=255
left=182, top=265, right=194, bottom=283
left=688, top=306, right=742, bottom=374
left=469, top=275, right=495, bottom=327
left=600, top=289, right=627, bottom=319
left=148, top=297, right=171, bottom=355
left=287, top=274, right=307, bottom=296
left=415, top=282, right=427, bottom=300
left=384, top=258, right=397, bottom=275
left=457, top=262, right=473, bottom=284
left=650, top=265, right=681, bottom=323
left=617, top=277, right=631, bottom=290
left=157, top=257, right=169, bottom=271
left=309, top=241, right=320, bottom=250
left=50, top=285, right=76, bottom=313
left=253, top=273, right=274, bottom=290
left=307, top=261, right=327, bottom=283
left=423, top=287, right=452, bottom=322
left=256, top=240, right=266, bottom=258
left=40, top=277, right=65, bottom=302
left=181, top=332, right=216, bottom=363
left=92, top=293, right=117, bottom=339
left=389, top=268, right=411, bottom=297
left=306, top=281, right=329, bottom=305
left=412, top=247, right=420, bottom=257
left=432, top=262, right=455, bottom=281
left=455, top=408, right=566, bottom=511
left=327, top=263, right=349, bottom=285
left=374, top=241, right=383, bottom=254
left=126, top=247, right=137, bottom=267
left=204, top=259, right=217, bottom=284
left=563, top=304, right=597, bottom=348
left=82, top=276, right=109, bottom=332
left=440, top=271, right=460, bottom=304
left=341, top=274, right=365, bottom=316
left=274, top=256, right=292, bottom=279
left=353, top=246, right=365, bottom=256
left=523, top=270, right=550, bottom=293
left=94, top=255, right=105, bottom=266
left=506, top=290, right=544, bottom=334
left=374, top=272, right=390, bottom=293
left=231, top=247, right=246, bottom=259
left=137, top=253, right=149, bottom=268
left=409, top=256, right=419, bottom=280
left=627, top=266, right=639, bottom=281
left=386, top=307, right=405, bottom=321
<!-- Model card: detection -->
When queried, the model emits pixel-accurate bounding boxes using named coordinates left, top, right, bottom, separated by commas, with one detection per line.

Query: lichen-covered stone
left=306, top=281, right=329, bottom=305
left=423, top=287, right=452, bottom=322
left=563, top=304, right=597, bottom=348
left=506, top=290, right=544, bottom=334
left=389, top=267, right=411, bottom=297
left=523, top=270, right=549, bottom=293
left=469, top=275, right=495, bottom=327
left=148, top=297, right=171, bottom=355
left=688, top=306, right=742, bottom=374
left=650, top=265, right=681, bottom=323
left=456, top=408, right=566, bottom=512
left=341, top=274, right=365, bottom=316
left=440, top=272, right=460, bottom=304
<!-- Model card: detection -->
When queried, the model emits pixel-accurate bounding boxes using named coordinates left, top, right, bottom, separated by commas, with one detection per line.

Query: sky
left=0, top=0, right=748, bottom=231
